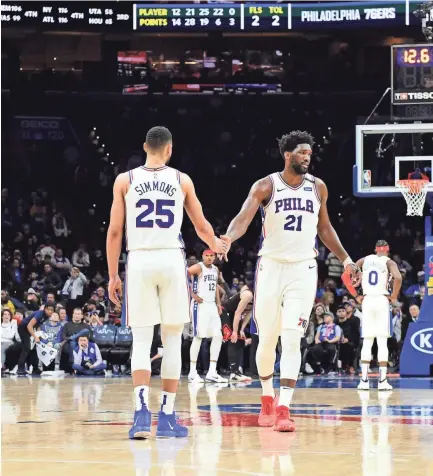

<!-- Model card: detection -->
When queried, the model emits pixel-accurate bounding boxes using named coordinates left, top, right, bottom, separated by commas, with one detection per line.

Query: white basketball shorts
left=252, top=257, right=317, bottom=337
left=191, top=301, right=221, bottom=338
left=361, top=295, right=392, bottom=338
left=125, top=249, right=190, bottom=328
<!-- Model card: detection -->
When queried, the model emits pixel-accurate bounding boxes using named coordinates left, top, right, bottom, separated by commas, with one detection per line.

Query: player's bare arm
left=180, top=172, right=228, bottom=254
left=316, top=178, right=361, bottom=285
left=222, top=177, right=272, bottom=253
left=240, top=310, right=252, bottom=338
left=106, top=173, right=129, bottom=306
left=230, top=290, right=253, bottom=343
left=387, top=259, right=403, bottom=304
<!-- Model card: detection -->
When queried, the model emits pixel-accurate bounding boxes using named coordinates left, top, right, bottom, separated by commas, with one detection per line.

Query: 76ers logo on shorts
left=297, top=314, right=308, bottom=331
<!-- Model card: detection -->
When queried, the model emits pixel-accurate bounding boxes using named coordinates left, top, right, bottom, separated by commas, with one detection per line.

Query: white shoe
left=357, top=379, right=370, bottom=390
left=26, top=365, right=33, bottom=375
left=378, top=379, right=393, bottom=391
left=188, top=374, right=204, bottom=384
left=9, top=365, right=18, bottom=375
left=305, top=363, right=314, bottom=374
left=229, top=372, right=251, bottom=382
left=104, top=370, right=112, bottom=377
left=205, top=372, right=228, bottom=383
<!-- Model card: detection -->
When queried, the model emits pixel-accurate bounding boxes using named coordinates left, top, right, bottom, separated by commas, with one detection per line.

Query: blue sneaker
left=156, top=411, right=188, bottom=438
left=128, top=407, right=152, bottom=439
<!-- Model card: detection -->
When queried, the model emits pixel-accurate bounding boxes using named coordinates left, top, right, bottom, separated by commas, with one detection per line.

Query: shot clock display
left=392, top=44, right=433, bottom=106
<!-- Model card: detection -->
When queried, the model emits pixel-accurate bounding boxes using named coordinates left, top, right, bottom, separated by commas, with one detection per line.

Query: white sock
left=261, top=378, right=275, bottom=398
left=189, top=361, right=197, bottom=375
left=209, top=361, right=217, bottom=374
left=361, top=363, right=369, bottom=381
left=379, top=366, right=387, bottom=382
left=279, top=386, right=294, bottom=408
left=161, top=391, right=176, bottom=415
left=134, top=385, right=149, bottom=411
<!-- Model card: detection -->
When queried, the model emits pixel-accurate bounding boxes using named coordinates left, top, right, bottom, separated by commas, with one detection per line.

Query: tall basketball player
left=221, top=130, right=361, bottom=432
left=188, top=249, right=227, bottom=384
left=344, top=240, right=401, bottom=391
left=106, top=126, right=228, bottom=439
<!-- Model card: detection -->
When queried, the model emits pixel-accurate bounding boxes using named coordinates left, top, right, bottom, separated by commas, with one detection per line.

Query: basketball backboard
left=353, top=123, right=433, bottom=198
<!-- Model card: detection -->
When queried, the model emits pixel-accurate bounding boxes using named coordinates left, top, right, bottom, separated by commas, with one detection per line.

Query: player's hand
left=217, top=305, right=222, bottom=316
left=231, top=332, right=238, bottom=344
left=355, top=295, right=364, bottom=305
left=108, top=275, right=122, bottom=306
left=217, top=235, right=232, bottom=262
left=240, top=330, right=246, bottom=339
left=34, top=336, right=40, bottom=344
left=211, top=236, right=229, bottom=255
left=345, top=263, right=362, bottom=287
left=192, top=293, right=203, bottom=304
left=218, top=271, right=225, bottom=284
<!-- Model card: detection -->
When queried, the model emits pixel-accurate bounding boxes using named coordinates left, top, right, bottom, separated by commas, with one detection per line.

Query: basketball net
left=396, top=180, right=429, bottom=216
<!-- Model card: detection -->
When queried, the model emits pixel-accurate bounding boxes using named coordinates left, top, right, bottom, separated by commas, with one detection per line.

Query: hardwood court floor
left=2, top=376, right=433, bottom=476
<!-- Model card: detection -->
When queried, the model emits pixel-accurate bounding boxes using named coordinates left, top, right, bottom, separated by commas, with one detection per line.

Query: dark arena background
left=1, top=1, right=433, bottom=475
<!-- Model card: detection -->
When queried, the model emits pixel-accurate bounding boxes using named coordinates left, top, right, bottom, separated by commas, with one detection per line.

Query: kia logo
left=411, top=328, right=433, bottom=354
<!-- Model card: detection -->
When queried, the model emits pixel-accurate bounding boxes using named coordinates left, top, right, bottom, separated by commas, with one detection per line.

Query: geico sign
left=395, top=92, right=433, bottom=101
left=20, top=120, right=59, bottom=129
left=411, top=328, right=433, bottom=354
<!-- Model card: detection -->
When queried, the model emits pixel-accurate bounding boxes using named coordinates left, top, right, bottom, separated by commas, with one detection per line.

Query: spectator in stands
left=392, top=254, right=413, bottom=274
left=313, top=303, right=325, bottom=326
left=52, top=211, right=69, bottom=238
left=1, top=290, right=16, bottom=315
left=72, top=335, right=106, bottom=375
left=62, top=308, right=92, bottom=367
left=404, top=271, right=425, bottom=303
left=46, top=292, right=57, bottom=306
left=107, top=305, right=121, bottom=326
left=16, top=303, right=55, bottom=375
left=52, top=248, right=71, bottom=279
left=42, top=263, right=62, bottom=296
left=91, top=271, right=106, bottom=289
left=57, top=306, right=68, bottom=325
left=89, top=313, right=103, bottom=328
left=325, top=252, right=344, bottom=283
left=38, top=237, right=56, bottom=260
left=308, top=312, right=342, bottom=374
left=23, top=288, right=41, bottom=311
left=40, top=311, right=64, bottom=371
left=71, top=245, right=90, bottom=271
left=1, top=308, right=19, bottom=373
left=336, top=305, right=360, bottom=374
left=321, top=291, right=336, bottom=314
left=62, top=267, right=87, bottom=317
left=401, top=304, right=420, bottom=343
left=8, top=257, right=25, bottom=297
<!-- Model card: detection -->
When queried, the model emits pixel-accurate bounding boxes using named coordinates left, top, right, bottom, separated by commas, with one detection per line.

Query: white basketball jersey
left=125, top=166, right=185, bottom=251
left=361, top=254, right=390, bottom=296
left=192, top=263, right=218, bottom=302
left=258, top=172, right=321, bottom=262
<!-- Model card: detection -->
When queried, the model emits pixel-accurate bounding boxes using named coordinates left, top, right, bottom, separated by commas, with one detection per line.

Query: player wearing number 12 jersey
left=221, top=130, right=360, bottom=432
left=106, top=126, right=228, bottom=440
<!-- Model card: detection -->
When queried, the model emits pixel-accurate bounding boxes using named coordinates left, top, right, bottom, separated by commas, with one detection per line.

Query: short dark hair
left=45, top=303, right=56, bottom=311
left=277, top=130, right=314, bottom=158
left=376, top=239, right=389, bottom=248
left=146, top=126, right=172, bottom=150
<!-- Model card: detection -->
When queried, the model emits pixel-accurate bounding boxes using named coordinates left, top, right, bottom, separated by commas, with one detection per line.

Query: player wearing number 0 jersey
left=106, top=126, right=228, bottom=440
left=344, top=240, right=402, bottom=391
left=187, top=250, right=227, bottom=384
left=221, top=130, right=361, bottom=432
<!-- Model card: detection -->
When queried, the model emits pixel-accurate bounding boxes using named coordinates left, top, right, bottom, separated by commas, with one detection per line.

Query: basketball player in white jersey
left=187, top=249, right=227, bottom=384
left=220, top=130, right=361, bottom=432
left=106, top=126, right=228, bottom=439
left=349, top=240, right=401, bottom=391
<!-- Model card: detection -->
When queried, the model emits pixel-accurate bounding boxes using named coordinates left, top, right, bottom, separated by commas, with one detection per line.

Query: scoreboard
left=1, top=1, right=421, bottom=32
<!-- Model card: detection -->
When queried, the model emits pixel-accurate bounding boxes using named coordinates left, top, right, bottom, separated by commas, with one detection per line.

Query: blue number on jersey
left=136, top=199, right=175, bottom=228
left=284, top=214, right=303, bottom=231
left=368, top=270, right=378, bottom=286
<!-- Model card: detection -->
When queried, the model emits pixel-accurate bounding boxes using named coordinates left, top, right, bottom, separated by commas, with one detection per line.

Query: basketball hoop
left=396, top=180, right=429, bottom=216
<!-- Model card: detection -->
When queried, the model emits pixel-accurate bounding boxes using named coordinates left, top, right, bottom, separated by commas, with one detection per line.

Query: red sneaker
left=273, top=405, right=295, bottom=432
left=258, top=395, right=278, bottom=427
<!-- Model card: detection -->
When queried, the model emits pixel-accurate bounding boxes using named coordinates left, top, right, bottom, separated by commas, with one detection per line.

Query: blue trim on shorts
left=193, top=301, right=198, bottom=336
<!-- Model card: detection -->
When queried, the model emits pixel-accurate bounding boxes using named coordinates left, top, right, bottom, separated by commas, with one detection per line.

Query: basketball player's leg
left=359, top=295, right=376, bottom=390
left=376, top=296, right=393, bottom=390
left=254, top=258, right=284, bottom=426
left=277, top=261, right=317, bottom=432
left=206, top=306, right=226, bottom=382
left=127, top=253, right=162, bottom=439
left=157, top=250, right=190, bottom=437
left=189, top=300, right=204, bottom=383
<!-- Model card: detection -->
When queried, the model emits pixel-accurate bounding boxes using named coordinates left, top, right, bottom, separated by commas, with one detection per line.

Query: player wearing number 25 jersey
left=222, top=130, right=360, bottom=432
left=106, top=126, right=228, bottom=440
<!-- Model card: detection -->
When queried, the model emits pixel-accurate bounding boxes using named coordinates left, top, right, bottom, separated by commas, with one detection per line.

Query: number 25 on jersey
left=136, top=199, right=175, bottom=228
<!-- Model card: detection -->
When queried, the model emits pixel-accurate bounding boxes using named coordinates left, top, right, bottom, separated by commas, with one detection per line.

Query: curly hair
left=277, top=130, right=314, bottom=158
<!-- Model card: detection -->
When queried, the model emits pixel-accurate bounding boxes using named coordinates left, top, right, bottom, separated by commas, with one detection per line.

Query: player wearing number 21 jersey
left=221, top=130, right=361, bottom=432
left=106, top=126, right=228, bottom=440
left=344, top=240, right=402, bottom=391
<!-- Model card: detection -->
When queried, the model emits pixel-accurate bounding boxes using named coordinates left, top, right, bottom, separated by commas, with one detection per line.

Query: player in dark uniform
left=221, top=281, right=254, bottom=381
